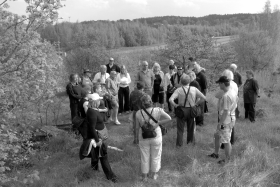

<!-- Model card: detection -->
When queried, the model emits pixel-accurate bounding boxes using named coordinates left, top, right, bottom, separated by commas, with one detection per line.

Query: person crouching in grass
left=208, top=76, right=237, bottom=164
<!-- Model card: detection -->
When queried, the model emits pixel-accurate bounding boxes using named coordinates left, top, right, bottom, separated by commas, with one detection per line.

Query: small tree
left=0, top=0, right=63, bottom=182
left=233, top=30, right=274, bottom=71
left=153, top=26, right=213, bottom=68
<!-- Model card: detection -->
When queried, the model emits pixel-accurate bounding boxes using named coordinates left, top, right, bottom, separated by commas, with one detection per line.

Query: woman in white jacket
left=117, top=65, right=131, bottom=115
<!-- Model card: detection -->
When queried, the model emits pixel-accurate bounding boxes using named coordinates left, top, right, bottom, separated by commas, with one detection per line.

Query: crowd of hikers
left=66, top=57, right=260, bottom=183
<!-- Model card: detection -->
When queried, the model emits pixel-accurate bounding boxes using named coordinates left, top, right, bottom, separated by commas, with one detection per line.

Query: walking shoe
left=208, top=153, right=219, bottom=159
left=110, top=177, right=118, bottom=183
left=114, top=120, right=121, bottom=125
left=153, top=174, right=158, bottom=180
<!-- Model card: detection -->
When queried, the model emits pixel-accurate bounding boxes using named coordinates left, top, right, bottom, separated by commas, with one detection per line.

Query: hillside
left=134, top=13, right=256, bottom=26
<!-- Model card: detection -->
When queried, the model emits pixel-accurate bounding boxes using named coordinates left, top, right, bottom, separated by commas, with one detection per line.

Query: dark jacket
left=66, top=83, right=82, bottom=104
left=106, top=64, right=120, bottom=74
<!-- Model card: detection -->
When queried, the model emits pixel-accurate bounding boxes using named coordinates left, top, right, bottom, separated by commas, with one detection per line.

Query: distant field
left=110, top=36, right=235, bottom=54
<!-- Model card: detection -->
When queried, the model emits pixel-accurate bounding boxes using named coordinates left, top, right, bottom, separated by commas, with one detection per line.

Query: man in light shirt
left=169, top=75, right=206, bottom=146
left=136, top=61, right=154, bottom=97
left=93, top=65, right=110, bottom=85
left=208, top=76, right=237, bottom=164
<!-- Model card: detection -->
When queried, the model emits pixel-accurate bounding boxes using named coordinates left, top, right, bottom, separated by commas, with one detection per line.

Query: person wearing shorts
left=152, top=62, right=165, bottom=108
left=208, top=76, right=237, bottom=164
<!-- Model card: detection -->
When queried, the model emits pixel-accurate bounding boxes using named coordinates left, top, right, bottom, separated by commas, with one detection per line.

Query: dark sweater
left=66, top=83, right=83, bottom=104
left=78, top=98, right=88, bottom=118
left=86, top=108, right=105, bottom=142
left=106, top=64, right=120, bottom=74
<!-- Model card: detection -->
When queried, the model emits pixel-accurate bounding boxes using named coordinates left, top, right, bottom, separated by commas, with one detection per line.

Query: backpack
left=140, top=108, right=157, bottom=139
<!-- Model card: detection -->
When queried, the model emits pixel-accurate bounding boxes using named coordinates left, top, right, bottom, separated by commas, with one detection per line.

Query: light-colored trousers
left=139, top=136, right=162, bottom=174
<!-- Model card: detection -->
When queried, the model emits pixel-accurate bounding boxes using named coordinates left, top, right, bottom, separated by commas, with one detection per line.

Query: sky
left=7, top=0, right=280, bottom=22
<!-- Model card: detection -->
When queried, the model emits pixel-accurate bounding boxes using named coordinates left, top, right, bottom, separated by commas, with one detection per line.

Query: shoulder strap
left=182, top=86, right=190, bottom=107
left=142, top=107, right=158, bottom=123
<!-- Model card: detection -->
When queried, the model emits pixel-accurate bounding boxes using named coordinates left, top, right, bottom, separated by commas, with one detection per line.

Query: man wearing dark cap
left=129, top=81, right=147, bottom=144
left=208, top=76, right=237, bottom=164
left=106, top=57, right=120, bottom=74
left=164, top=65, right=176, bottom=112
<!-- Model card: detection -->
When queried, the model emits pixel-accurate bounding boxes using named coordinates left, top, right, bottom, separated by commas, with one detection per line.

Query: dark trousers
left=244, top=103, right=256, bottom=122
left=166, top=92, right=173, bottom=112
left=70, top=103, right=79, bottom=120
left=176, top=108, right=195, bottom=146
left=195, top=102, right=204, bottom=126
left=91, top=146, right=116, bottom=180
left=118, top=87, right=130, bottom=113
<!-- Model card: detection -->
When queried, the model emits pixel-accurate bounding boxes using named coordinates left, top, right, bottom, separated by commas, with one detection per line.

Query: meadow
left=7, top=87, right=280, bottom=187
left=5, top=50, right=280, bottom=186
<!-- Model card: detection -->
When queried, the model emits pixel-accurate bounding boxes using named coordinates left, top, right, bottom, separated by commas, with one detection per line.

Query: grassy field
left=6, top=88, right=280, bottom=187
left=5, top=36, right=280, bottom=187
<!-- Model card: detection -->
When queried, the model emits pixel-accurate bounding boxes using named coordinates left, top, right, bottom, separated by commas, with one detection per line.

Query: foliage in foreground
left=0, top=0, right=64, bottom=182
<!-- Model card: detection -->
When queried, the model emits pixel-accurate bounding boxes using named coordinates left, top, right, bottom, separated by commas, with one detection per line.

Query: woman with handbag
left=80, top=93, right=118, bottom=183
left=135, top=95, right=171, bottom=181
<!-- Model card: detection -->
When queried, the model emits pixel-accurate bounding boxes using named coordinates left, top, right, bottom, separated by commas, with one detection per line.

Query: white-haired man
left=93, top=65, right=110, bottom=85
left=193, top=64, right=208, bottom=126
left=136, top=61, right=154, bottom=97
left=229, top=63, right=242, bottom=118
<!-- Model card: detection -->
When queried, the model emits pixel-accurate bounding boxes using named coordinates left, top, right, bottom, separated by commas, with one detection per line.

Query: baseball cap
left=216, top=76, right=229, bottom=83
left=109, top=57, right=114, bottom=61
left=84, top=69, right=92, bottom=73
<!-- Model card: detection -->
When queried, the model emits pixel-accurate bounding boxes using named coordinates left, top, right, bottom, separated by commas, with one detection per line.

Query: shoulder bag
left=142, top=107, right=167, bottom=136
left=189, top=94, right=202, bottom=118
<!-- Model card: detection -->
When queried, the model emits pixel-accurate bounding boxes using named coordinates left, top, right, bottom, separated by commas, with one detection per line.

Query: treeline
left=40, top=21, right=167, bottom=50
left=39, top=13, right=260, bottom=50
left=134, top=13, right=256, bottom=27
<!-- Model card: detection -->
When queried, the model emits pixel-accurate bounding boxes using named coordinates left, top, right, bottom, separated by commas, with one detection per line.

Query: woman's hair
left=152, top=62, right=161, bottom=72
left=120, top=65, right=128, bottom=77
left=222, top=69, right=234, bottom=80
left=88, top=99, right=100, bottom=109
left=141, top=95, right=153, bottom=109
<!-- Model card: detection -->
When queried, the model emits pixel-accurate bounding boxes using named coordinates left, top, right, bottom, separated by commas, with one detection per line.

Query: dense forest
left=39, top=13, right=263, bottom=50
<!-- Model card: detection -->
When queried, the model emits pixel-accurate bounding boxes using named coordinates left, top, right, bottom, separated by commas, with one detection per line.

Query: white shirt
left=218, top=89, right=237, bottom=124
left=117, top=73, right=131, bottom=88
left=93, top=72, right=110, bottom=84
left=169, top=85, right=204, bottom=107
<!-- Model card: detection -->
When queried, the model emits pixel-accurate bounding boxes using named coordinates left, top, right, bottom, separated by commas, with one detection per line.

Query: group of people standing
left=65, top=56, right=260, bottom=182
